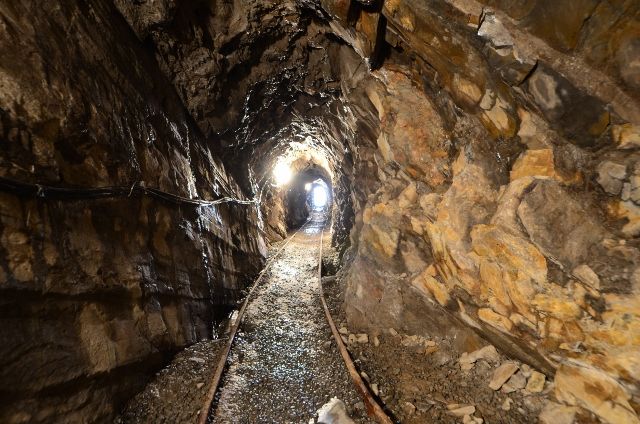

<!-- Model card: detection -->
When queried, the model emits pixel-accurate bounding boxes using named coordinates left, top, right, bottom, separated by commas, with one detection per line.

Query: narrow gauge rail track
left=198, top=215, right=393, bottom=424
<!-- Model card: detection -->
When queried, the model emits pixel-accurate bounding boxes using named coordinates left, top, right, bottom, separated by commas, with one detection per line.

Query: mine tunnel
left=282, top=164, right=333, bottom=228
left=1, top=1, right=640, bottom=424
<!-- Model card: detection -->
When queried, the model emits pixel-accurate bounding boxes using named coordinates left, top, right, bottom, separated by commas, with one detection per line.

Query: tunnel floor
left=117, top=211, right=561, bottom=424
left=210, top=213, right=373, bottom=423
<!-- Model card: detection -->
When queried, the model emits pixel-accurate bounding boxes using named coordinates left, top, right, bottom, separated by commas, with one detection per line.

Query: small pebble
left=402, top=402, right=416, bottom=416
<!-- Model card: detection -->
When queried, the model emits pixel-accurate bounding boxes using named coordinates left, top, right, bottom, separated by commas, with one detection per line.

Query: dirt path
left=210, top=217, right=371, bottom=423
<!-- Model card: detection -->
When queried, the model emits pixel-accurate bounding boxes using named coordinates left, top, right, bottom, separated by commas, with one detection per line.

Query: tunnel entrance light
left=273, top=161, right=292, bottom=186
left=312, top=184, right=328, bottom=210
left=304, top=183, right=312, bottom=191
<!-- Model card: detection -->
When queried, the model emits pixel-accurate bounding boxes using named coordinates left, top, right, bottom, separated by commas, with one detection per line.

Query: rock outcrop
left=0, top=1, right=264, bottom=422
left=326, top=1, right=640, bottom=423
left=1, top=0, right=639, bottom=423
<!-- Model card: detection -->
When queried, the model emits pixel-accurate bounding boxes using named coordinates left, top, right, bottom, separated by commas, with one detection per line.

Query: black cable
left=0, top=176, right=256, bottom=207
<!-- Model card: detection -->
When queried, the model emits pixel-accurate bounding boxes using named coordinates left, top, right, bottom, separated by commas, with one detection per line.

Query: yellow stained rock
left=418, top=193, right=441, bottom=219
left=376, top=133, right=394, bottom=163
left=596, top=294, right=640, bottom=347
left=384, top=0, right=402, bottom=14
left=367, top=223, right=399, bottom=258
left=609, top=350, right=640, bottom=381
left=510, top=148, right=581, bottom=184
left=555, top=362, right=640, bottom=424
left=608, top=200, right=640, bottom=237
left=412, top=269, right=451, bottom=306
left=480, top=96, right=517, bottom=138
left=453, top=74, right=483, bottom=106
left=488, top=296, right=510, bottom=317
left=510, top=149, right=557, bottom=181
left=398, top=182, right=418, bottom=209
left=399, top=12, right=415, bottom=32
left=374, top=68, right=449, bottom=186
left=471, top=224, right=546, bottom=322
left=471, top=224, right=547, bottom=284
left=478, top=308, right=513, bottom=333
left=410, top=216, right=428, bottom=235
left=525, top=370, right=546, bottom=393
left=544, top=317, right=584, bottom=343
left=509, top=313, right=537, bottom=331
left=532, top=293, right=582, bottom=320
left=612, top=123, right=640, bottom=149
left=479, top=259, right=512, bottom=310
left=572, top=264, right=600, bottom=290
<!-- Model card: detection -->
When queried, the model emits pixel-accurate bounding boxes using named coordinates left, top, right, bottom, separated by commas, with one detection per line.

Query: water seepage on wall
left=0, top=1, right=265, bottom=422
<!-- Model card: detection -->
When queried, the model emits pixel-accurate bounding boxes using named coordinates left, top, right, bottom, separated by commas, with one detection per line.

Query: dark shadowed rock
left=517, top=180, right=605, bottom=270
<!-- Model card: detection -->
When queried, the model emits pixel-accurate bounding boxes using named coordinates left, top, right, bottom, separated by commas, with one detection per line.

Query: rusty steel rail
left=199, top=217, right=393, bottom=424
left=317, top=228, right=394, bottom=424
left=197, top=219, right=312, bottom=424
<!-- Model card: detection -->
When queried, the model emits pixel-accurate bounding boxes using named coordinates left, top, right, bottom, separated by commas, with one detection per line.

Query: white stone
left=597, top=161, right=627, bottom=195
left=317, top=398, right=356, bottom=424
left=478, top=12, right=514, bottom=48
left=463, top=415, right=484, bottom=424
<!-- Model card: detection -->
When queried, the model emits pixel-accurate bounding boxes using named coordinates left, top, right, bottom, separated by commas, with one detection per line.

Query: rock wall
left=322, top=1, right=640, bottom=423
left=0, top=1, right=264, bottom=422
left=2, top=0, right=640, bottom=423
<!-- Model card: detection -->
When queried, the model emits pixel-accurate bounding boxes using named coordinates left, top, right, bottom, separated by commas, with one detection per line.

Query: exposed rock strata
left=320, top=1, right=640, bottom=423
left=1, top=0, right=639, bottom=423
left=0, top=1, right=264, bottom=422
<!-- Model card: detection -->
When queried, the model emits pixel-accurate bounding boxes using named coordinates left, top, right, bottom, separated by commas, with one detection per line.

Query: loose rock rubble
left=116, top=340, right=226, bottom=423
left=3, top=0, right=640, bottom=422
left=489, top=363, right=519, bottom=391
left=322, top=261, right=610, bottom=424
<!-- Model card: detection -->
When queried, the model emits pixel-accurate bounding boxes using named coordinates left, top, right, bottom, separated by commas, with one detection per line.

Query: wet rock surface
left=0, top=1, right=265, bottom=422
left=1, top=0, right=640, bottom=422
left=211, top=217, right=371, bottom=423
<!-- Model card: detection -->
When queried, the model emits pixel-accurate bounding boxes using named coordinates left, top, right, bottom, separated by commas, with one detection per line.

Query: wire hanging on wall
left=0, top=176, right=256, bottom=207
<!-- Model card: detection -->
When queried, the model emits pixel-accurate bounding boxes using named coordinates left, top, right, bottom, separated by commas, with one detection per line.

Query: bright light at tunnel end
left=312, top=185, right=328, bottom=209
left=273, top=161, right=292, bottom=186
